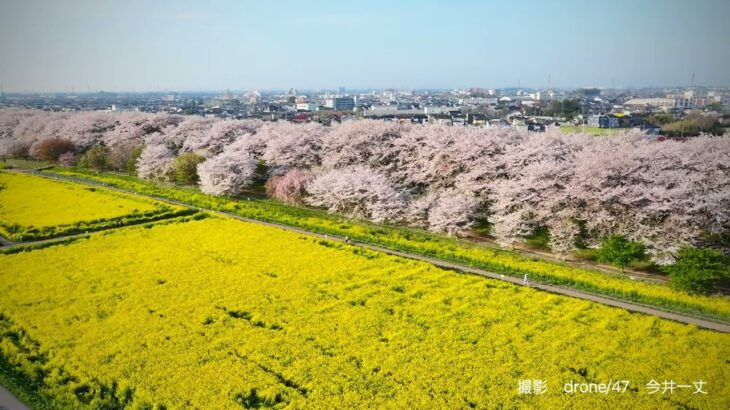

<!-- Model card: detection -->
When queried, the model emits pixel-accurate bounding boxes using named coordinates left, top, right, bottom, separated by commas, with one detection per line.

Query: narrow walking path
left=0, top=385, right=29, bottom=410
left=8, top=170, right=730, bottom=333
left=0, top=235, right=14, bottom=247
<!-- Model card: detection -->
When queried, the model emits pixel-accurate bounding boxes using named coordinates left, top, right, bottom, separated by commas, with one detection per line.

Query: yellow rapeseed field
left=0, top=217, right=728, bottom=409
left=0, top=172, right=184, bottom=240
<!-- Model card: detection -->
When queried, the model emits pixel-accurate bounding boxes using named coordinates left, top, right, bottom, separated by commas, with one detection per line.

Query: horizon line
left=2, top=84, right=729, bottom=95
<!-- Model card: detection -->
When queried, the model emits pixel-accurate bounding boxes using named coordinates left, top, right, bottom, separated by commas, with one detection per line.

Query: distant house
left=295, top=103, right=319, bottom=112
left=612, top=113, right=632, bottom=127
left=629, top=112, right=650, bottom=127
left=633, top=124, right=661, bottom=135
left=451, top=113, right=467, bottom=125
left=428, top=114, right=452, bottom=125
left=401, top=114, right=427, bottom=124
left=466, top=113, right=488, bottom=126
left=291, top=113, right=311, bottom=123
left=588, top=113, right=632, bottom=128
left=458, top=97, right=499, bottom=105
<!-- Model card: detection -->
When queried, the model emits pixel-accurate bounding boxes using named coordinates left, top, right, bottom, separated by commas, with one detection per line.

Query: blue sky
left=1, top=0, right=729, bottom=92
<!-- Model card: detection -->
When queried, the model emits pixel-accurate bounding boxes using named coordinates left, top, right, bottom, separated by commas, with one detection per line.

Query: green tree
left=173, top=152, right=205, bottom=185
left=661, top=113, right=725, bottom=137
left=664, top=247, right=729, bottom=294
left=126, top=145, right=144, bottom=176
left=596, top=235, right=646, bottom=272
left=78, top=145, right=109, bottom=170
left=544, top=99, right=582, bottom=120
left=646, top=113, right=674, bottom=126
left=316, top=112, right=333, bottom=126
left=705, top=102, right=725, bottom=112
left=243, top=159, right=272, bottom=193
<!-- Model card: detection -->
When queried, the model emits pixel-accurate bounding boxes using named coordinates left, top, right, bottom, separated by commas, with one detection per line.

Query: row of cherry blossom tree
left=1, top=108, right=728, bottom=263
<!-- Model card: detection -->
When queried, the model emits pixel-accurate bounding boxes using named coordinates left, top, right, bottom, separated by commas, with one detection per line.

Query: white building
left=624, top=98, right=676, bottom=109
left=458, top=97, right=498, bottom=105
left=423, top=106, right=459, bottom=114
left=296, top=103, right=319, bottom=112
left=368, top=105, right=400, bottom=113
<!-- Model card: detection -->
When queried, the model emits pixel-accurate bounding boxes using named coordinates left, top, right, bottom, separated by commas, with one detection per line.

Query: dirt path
left=8, top=170, right=730, bottom=333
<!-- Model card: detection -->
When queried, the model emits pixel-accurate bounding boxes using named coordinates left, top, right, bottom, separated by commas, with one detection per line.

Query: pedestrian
left=523, top=274, right=529, bottom=286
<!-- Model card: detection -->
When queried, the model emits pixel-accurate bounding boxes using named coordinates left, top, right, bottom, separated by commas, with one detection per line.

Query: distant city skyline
left=1, top=86, right=726, bottom=96
left=1, top=0, right=729, bottom=93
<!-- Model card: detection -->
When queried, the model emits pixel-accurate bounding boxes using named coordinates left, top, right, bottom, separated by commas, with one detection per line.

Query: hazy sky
left=1, top=0, right=729, bottom=92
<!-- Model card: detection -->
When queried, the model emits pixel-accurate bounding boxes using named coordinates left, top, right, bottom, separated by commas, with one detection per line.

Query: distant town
left=1, top=85, right=728, bottom=134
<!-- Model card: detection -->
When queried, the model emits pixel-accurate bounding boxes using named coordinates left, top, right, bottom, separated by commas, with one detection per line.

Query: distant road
left=8, top=169, right=730, bottom=334
left=0, top=385, right=28, bottom=410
